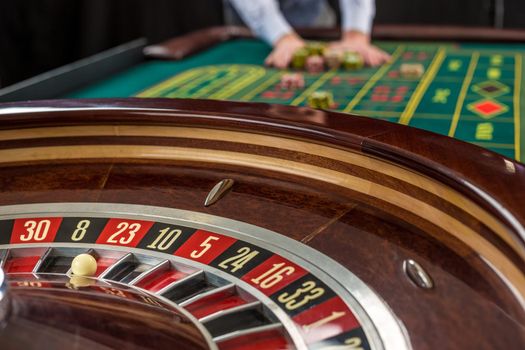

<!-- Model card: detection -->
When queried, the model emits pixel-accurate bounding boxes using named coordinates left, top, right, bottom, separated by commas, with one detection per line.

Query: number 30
left=20, top=220, right=50, bottom=241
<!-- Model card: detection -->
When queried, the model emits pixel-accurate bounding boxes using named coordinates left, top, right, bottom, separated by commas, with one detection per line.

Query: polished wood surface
left=0, top=98, right=524, bottom=349
left=144, top=25, right=525, bottom=60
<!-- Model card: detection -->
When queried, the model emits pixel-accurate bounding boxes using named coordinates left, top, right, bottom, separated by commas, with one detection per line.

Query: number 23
left=107, top=222, right=141, bottom=244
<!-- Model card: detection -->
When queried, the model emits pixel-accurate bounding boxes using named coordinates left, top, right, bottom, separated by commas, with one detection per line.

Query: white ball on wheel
left=71, top=253, right=97, bottom=277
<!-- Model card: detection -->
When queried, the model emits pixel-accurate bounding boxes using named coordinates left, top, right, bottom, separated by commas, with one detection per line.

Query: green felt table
left=68, top=38, right=525, bottom=160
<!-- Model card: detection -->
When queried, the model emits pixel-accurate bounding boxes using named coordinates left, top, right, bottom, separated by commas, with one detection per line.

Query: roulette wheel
left=0, top=98, right=523, bottom=349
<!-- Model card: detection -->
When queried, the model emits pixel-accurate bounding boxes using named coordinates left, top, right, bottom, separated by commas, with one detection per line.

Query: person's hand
left=265, top=33, right=305, bottom=69
left=329, top=31, right=390, bottom=67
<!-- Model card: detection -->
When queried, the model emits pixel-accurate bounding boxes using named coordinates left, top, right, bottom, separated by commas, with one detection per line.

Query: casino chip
left=306, top=55, right=325, bottom=74
left=324, top=49, right=343, bottom=69
left=305, top=42, right=326, bottom=56
left=308, top=90, right=334, bottom=109
left=343, top=52, right=364, bottom=70
left=280, top=73, right=305, bottom=90
left=291, top=48, right=309, bottom=69
left=400, top=63, right=424, bottom=78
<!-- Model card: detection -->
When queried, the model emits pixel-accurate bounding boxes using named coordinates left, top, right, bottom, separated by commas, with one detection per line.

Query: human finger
left=273, top=52, right=289, bottom=69
left=265, top=52, right=276, bottom=66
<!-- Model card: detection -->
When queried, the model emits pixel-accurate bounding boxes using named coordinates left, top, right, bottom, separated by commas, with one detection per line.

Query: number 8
left=71, top=220, right=91, bottom=241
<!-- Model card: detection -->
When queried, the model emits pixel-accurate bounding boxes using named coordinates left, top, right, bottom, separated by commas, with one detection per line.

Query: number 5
left=191, top=236, right=219, bottom=258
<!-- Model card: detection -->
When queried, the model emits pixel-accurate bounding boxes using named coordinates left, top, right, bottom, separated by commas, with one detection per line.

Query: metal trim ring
left=0, top=267, right=7, bottom=327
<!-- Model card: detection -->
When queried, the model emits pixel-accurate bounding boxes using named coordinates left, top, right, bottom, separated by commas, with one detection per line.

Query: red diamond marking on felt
left=474, top=101, right=502, bottom=115
left=468, top=99, right=508, bottom=119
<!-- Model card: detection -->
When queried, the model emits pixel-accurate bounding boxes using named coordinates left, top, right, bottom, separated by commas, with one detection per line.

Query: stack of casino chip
left=291, top=42, right=365, bottom=73
left=305, top=55, right=324, bottom=74
left=308, top=91, right=334, bottom=109
left=342, top=51, right=365, bottom=70
left=400, top=63, right=425, bottom=78
left=305, top=42, right=326, bottom=56
left=324, top=49, right=343, bottom=69
left=280, top=73, right=305, bottom=90
left=291, top=48, right=309, bottom=70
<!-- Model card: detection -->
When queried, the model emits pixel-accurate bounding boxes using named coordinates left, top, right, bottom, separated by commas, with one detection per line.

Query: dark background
left=0, top=0, right=524, bottom=88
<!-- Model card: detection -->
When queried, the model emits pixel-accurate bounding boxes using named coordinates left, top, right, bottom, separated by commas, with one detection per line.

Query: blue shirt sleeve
left=339, top=0, right=375, bottom=35
left=228, top=0, right=293, bottom=45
